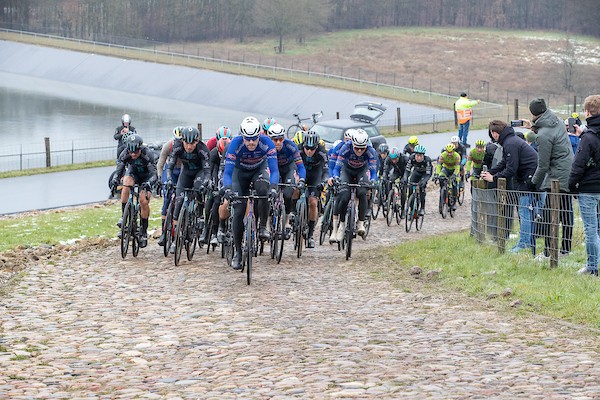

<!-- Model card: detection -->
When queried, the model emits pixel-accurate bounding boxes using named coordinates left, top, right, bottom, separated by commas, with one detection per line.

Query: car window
left=361, top=125, right=380, bottom=138
left=311, top=125, right=344, bottom=143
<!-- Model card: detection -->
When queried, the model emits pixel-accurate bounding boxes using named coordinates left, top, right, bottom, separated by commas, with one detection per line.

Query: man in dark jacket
left=569, top=95, right=600, bottom=276
left=523, top=98, right=574, bottom=259
left=481, top=120, right=538, bottom=253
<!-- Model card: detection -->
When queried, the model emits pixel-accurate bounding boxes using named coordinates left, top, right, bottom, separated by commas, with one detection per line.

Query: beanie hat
left=525, top=130, right=537, bottom=143
left=529, top=98, right=547, bottom=116
left=460, top=92, right=467, bottom=97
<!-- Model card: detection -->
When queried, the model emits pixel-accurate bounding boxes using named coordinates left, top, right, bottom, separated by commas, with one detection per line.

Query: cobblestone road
left=1, top=195, right=599, bottom=399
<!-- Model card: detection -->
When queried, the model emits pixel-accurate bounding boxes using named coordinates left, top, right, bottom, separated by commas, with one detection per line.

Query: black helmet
left=303, top=130, right=320, bottom=149
left=126, top=134, right=143, bottom=153
left=378, top=143, right=389, bottom=154
left=182, top=126, right=199, bottom=143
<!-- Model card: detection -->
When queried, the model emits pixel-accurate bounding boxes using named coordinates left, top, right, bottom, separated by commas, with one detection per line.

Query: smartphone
left=510, top=120, right=524, bottom=127
left=567, top=117, right=576, bottom=133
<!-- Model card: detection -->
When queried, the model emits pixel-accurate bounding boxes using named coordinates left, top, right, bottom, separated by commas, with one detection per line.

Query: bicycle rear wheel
left=405, top=194, right=416, bottom=232
left=120, top=203, right=132, bottom=259
left=132, top=210, right=140, bottom=258
left=205, top=212, right=214, bottom=255
left=386, top=189, right=395, bottom=226
left=296, top=200, right=306, bottom=258
left=186, top=208, right=199, bottom=261
left=286, top=124, right=301, bottom=139
left=174, top=207, right=187, bottom=266
left=243, top=215, right=255, bottom=285
left=416, top=201, right=424, bottom=231
left=163, top=200, right=175, bottom=258
left=275, top=204, right=286, bottom=263
left=319, top=198, right=333, bottom=245
left=371, top=185, right=380, bottom=220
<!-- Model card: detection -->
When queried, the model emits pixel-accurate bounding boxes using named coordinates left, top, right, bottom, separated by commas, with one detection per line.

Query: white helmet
left=267, top=123, right=286, bottom=139
left=240, top=116, right=261, bottom=138
left=344, top=128, right=358, bottom=141
left=451, top=135, right=460, bottom=143
left=351, top=129, right=369, bottom=148
left=121, top=114, right=131, bottom=125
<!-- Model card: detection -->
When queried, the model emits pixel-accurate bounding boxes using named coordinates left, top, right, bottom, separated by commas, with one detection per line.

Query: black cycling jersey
left=114, top=146, right=157, bottom=186
left=166, top=139, right=211, bottom=182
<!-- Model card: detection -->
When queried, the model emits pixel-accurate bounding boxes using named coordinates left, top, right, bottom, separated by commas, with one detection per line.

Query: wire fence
left=470, top=178, right=587, bottom=269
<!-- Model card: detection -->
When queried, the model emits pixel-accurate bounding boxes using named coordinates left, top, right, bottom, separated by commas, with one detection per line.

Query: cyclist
left=205, top=136, right=232, bottom=245
left=449, top=135, right=468, bottom=190
left=156, top=126, right=183, bottom=246
left=465, top=139, right=486, bottom=180
left=165, top=126, right=211, bottom=252
left=262, top=117, right=277, bottom=135
left=206, top=126, right=233, bottom=152
left=298, top=130, right=329, bottom=248
left=401, top=144, right=432, bottom=216
left=113, top=114, right=137, bottom=162
left=434, top=143, right=461, bottom=211
left=383, top=147, right=409, bottom=218
left=377, top=143, right=390, bottom=178
left=110, top=134, right=157, bottom=248
left=328, top=130, right=354, bottom=173
left=267, top=123, right=307, bottom=235
left=329, top=129, right=378, bottom=241
left=222, top=116, right=279, bottom=270
left=403, top=136, right=419, bottom=155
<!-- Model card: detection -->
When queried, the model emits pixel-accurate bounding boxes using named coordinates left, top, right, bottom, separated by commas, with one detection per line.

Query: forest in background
left=1, top=0, right=599, bottom=48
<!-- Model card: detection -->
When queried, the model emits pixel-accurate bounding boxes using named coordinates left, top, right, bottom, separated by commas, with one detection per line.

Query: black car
left=309, top=102, right=388, bottom=150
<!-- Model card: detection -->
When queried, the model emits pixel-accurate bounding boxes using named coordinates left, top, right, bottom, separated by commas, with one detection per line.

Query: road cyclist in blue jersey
left=266, top=123, right=307, bottom=236
left=165, top=126, right=211, bottom=253
left=110, top=133, right=158, bottom=248
left=328, top=128, right=378, bottom=242
left=222, top=116, right=280, bottom=270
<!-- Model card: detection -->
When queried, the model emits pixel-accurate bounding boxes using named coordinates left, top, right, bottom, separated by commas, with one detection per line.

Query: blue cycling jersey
left=332, top=141, right=378, bottom=181
left=328, top=141, right=346, bottom=172
left=276, top=138, right=306, bottom=180
left=223, top=135, right=279, bottom=187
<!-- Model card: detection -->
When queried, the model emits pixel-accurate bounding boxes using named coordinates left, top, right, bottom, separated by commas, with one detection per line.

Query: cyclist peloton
left=222, top=116, right=280, bottom=270
left=383, top=147, right=409, bottom=218
left=110, top=134, right=157, bottom=248
left=205, top=136, right=232, bottom=245
left=403, top=136, right=419, bottom=155
left=401, top=145, right=433, bottom=216
left=165, top=126, right=211, bottom=252
left=267, top=123, right=307, bottom=235
left=157, top=126, right=184, bottom=246
left=434, top=143, right=461, bottom=211
left=298, top=130, right=329, bottom=248
left=465, top=139, right=487, bottom=180
left=206, top=126, right=233, bottom=152
left=329, top=129, right=378, bottom=242
left=113, top=114, right=137, bottom=162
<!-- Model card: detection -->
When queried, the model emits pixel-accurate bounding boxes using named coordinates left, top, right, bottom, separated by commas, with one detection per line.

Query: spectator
left=523, top=98, right=574, bottom=260
left=564, top=118, right=581, bottom=154
left=569, top=95, right=600, bottom=276
left=454, top=92, right=479, bottom=146
left=525, top=130, right=538, bottom=152
left=481, top=120, right=538, bottom=253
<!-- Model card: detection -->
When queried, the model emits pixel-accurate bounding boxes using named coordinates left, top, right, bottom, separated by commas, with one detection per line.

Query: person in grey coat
left=523, top=98, right=574, bottom=260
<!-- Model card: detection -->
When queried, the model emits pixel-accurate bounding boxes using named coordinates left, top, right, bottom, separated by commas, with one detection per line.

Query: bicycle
left=286, top=111, right=323, bottom=138
left=293, top=186, right=308, bottom=258
left=204, top=186, right=219, bottom=254
left=319, top=184, right=336, bottom=246
left=437, top=176, right=457, bottom=219
left=457, top=173, right=466, bottom=206
left=269, top=183, right=288, bottom=264
left=161, top=186, right=177, bottom=258
left=371, top=179, right=387, bottom=220
left=221, top=200, right=234, bottom=267
left=338, top=181, right=373, bottom=260
left=173, top=187, right=205, bottom=266
left=386, top=180, right=405, bottom=226
left=120, top=184, right=142, bottom=259
left=233, top=190, right=268, bottom=285
left=405, top=183, right=424, bottom=232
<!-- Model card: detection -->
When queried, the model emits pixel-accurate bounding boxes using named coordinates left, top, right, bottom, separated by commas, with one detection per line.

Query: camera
left=510, top=120, right=524, bottom=127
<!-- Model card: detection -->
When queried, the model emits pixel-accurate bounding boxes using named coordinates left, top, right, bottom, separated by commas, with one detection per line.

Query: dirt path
left=1, top=191, right=599, bottom=399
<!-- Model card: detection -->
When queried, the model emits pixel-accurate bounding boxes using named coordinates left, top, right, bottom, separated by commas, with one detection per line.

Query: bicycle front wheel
left=371, top=185, right=380, bottom=220
left=296, top=201, right=306, bottom=258
left=174, top=207, right=187, bottom=266
left=319, top=198, right=333, bottom=246
left=405, top=194, right=416, bottom=232
left=131, top=209, right=140, bottom=258
left=163, top=200, right=174, bottom=258
left=416, top=201, right=424, bottom=231
left=386, top=189, right=395, bottom=226
left=440, top=186, right=448, bottom=219
left=243, top=215, right=256, bottom=285
left=120, top=203, right=132, bottom=259
left=345, top=207, right=355, bottom=260
left=186, top=208, right=199, bottom=261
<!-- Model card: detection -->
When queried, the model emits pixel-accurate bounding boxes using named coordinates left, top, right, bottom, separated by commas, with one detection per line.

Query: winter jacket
left=489, top=126, right=538, bottom=191
left=531, top=109, right=573, bottom=191
left=568, top=114, right=600, bottom=193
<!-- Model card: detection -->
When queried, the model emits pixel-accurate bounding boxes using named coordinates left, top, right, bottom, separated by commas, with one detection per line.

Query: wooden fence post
left=44, top=137, right=51, bottom=168
left=197, top=123, right=203, bottom=142
left=549, top=180, right=560, bottom=268
left=497, top=178, right=507, bottom=253
left=396, top=107, right=401, bottom=133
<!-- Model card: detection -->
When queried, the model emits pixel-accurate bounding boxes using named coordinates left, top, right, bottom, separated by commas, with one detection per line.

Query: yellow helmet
left=445, top=143, right=455, bottom=152
left=572, top=112, right=579, bottom=119
left=173, top=126, right=183, bottom=139
left=408, top=136, right=419, bottom=145
left=475, top=139, right=485, bottom=147
left=293, top=131, right=303, bottom=146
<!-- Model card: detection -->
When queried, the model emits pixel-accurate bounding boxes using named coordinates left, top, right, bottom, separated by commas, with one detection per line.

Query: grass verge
left=387, top=231, right=600, bottom=329
left=0, top=201, right=163, bottom=252
left=0, top=160, right=113, bottom=179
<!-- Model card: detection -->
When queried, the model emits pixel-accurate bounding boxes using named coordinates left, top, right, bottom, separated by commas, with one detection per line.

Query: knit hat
left=529, top=98, right=547, bottom=116
left=525, top=130, right=537, bottom=143
left=460, top=92, right=467, bottom=97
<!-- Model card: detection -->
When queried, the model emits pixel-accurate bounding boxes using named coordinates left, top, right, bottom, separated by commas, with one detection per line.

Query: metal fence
left=470, top=178, right=586, bottom=269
